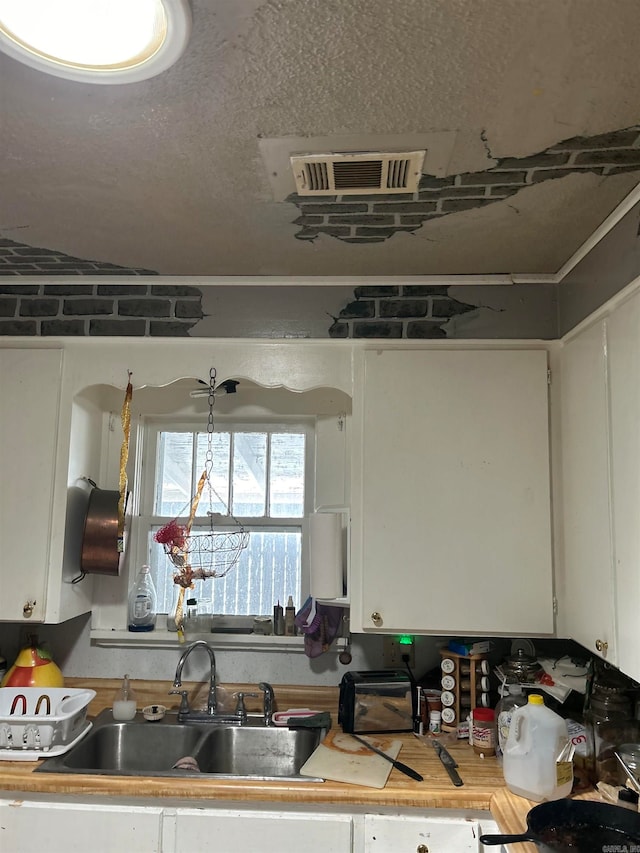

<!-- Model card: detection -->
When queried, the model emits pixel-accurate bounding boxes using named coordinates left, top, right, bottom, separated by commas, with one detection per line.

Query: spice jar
left=472, top=707, right=496, bottom=756
left=429, top=710, right=442, bottom=733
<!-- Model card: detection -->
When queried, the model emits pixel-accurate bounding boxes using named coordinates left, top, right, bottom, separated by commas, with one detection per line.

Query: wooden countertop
left=0, top=731, right=505, bottom=810
left=0, top=677, right=604, bottom=830
left=490, top=787, right=601, bottom=852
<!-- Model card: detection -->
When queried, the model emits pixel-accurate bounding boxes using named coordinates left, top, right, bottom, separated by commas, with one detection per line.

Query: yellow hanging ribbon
left=117, top=372, right=133, bottom=552
left=186, top=467, right=207, bottom=534
left=174, top=586, right=186, bottom=643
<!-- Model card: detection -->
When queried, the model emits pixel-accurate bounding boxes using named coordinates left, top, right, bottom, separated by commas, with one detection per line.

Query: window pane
left=150, top=527, right=301, bottom=617
left=232, top=433, right=267, bottom=516
left=195, top=431, right=231, bottom=515
left=148, top=534, right=174, bottom=614
left=269, top=433, right=305, bottom=517
left=155, top=432, right=194, bottom=516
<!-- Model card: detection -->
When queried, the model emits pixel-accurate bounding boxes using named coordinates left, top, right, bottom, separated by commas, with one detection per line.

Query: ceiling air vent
left=290, top=150, right=425, bottom=196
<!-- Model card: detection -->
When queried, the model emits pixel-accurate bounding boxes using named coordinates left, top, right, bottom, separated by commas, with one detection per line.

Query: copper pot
left=81, top=483, right=128, bottom=576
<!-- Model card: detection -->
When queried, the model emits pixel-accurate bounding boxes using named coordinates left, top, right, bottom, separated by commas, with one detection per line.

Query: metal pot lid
left=503, top=649, right=543, bottom=678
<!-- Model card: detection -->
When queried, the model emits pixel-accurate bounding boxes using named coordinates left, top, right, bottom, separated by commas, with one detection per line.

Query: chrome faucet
left=169, top=641, right=275, bottom=726
left=170, top=639, right=217, bottom=717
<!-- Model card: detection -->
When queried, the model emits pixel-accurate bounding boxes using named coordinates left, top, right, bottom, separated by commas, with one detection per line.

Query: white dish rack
left=0, top=687, right=96, bottom=758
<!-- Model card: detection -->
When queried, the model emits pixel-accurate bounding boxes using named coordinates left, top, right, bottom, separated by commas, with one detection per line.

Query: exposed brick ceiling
left=1, top=0, right=639, bottom=277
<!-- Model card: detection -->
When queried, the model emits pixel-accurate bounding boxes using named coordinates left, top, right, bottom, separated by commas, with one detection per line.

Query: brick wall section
left=0, top=284, right=204, bottom=336
left=0, top=237, right=158, bottom=276
left=328, top=285, right=477, bottom=338
left=290, top=126, right=640, bottom=243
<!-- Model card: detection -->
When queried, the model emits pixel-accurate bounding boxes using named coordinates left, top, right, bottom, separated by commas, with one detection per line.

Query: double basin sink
left=36, top=709, right=324, bottom=782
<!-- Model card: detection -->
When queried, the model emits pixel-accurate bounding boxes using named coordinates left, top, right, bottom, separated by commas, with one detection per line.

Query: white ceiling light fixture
left=0, top=0, right=191, bottom=84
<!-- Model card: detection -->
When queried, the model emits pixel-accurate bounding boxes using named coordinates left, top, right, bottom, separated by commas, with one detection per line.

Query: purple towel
left=295, top=597, right=344, bottom=658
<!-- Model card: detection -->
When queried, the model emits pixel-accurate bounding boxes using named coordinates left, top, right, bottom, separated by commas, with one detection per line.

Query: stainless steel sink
left=36, top=709, right=324, bottom=781
left=194, top=725, right=320, bottom=776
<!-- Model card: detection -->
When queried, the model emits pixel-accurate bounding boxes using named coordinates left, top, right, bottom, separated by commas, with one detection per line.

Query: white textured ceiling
left=1, top=0, right=640, bottom=276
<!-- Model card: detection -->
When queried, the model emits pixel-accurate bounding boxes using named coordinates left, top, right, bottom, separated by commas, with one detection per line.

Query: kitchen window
left=87, top=374, right=350, bottom=647
left=139, top=417, right=314, bottom=627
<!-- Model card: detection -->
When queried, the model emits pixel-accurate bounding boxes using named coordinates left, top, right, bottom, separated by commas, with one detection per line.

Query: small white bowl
left=142, top=704, right=167, bottom=721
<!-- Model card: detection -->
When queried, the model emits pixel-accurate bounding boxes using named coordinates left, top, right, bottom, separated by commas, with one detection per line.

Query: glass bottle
left=585, top=685, right=635, bottom=785
left=112, top=674, right=137, bottom=721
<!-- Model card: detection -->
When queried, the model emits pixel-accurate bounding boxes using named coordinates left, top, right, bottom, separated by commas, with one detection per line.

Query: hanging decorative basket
left=153, top=367, right=249, bottom=599
left=155, top=519, right=249, bottom=584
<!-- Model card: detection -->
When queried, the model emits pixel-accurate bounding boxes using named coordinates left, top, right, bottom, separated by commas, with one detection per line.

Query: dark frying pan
left=480, top=798, right=640, bottom=851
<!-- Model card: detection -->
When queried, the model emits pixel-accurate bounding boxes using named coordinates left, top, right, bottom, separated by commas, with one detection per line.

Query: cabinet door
left=607, top=291, right=640, bottom=683
left=362, top=814, right=481, bottom=852
left=174, top=808, right=352, bottom=852
left=352, top=349, right=553, bottom=634
left=0, top=348, right=63, bottom=622
left=0, top=797, right=163, bottom=853
left=559, top=321, right=616, bottom=662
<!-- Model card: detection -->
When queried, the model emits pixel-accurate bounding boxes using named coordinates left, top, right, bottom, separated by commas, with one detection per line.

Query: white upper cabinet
left=558, top=320, right=616, bottom=662
left=350, top=347, right=554, bottom=635
left=606, top=289, right=640, bottom=683
left=558, top=281, right=640, bottom=684
left=0, top=348, right=61, bottom=622
left=0, top=346, right=93, bottom=623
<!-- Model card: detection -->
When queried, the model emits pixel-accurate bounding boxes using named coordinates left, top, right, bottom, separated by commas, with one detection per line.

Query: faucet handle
left=233, top=691, right=257, bottom=723
left=169, top=689, right=190, bottom=716
left=259, top=682, right=275, bottom=726
left=233, top=692, right=257, bottom=713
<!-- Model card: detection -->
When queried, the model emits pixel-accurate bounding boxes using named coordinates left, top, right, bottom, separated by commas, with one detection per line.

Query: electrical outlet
left=383, top=635, right=415, bottom=668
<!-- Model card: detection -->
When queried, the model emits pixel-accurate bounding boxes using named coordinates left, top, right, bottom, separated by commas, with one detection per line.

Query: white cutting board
left=300, top=731, right=402, bottom=788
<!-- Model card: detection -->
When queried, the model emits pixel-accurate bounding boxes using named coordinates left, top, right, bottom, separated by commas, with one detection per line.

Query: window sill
left=90, top=628, right=347, bottom=653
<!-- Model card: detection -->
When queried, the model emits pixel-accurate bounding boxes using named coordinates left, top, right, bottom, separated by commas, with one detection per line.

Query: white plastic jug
left=502, top=694, right=573, bottom=802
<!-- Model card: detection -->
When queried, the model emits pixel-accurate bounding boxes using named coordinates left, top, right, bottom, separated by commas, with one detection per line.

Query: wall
left=1, top=224, right=630, bottom=686
left=0, top=615, right=445, bottom=689
left=558, top=201, right=640, bottom=334
left=0, top=280, right=557, bottom=339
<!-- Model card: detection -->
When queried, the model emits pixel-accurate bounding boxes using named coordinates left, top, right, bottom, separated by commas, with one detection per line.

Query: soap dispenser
left=112, top=674, right=137, bottom=721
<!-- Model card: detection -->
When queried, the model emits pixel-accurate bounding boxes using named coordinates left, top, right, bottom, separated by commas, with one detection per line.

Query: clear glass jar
left=585, top=686, right=638, bottom=785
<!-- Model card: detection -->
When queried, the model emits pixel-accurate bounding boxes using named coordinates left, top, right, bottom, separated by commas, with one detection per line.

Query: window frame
left=134, top=413, right=316, bottom=624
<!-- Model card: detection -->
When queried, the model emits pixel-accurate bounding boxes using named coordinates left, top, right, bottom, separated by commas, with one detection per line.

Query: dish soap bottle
left=128, top=565, right=157, bottom=632
left=112, top=674, right=137, bottom=721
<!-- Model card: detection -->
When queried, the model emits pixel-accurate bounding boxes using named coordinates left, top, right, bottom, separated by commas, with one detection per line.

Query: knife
left=350, top=734, right=423, bottom=782
left=431, top=739, right=464, bottom=787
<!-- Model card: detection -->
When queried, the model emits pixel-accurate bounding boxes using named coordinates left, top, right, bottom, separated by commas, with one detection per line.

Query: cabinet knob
left=370, top=611, right=382, bottom=626
left=22, top=600, right=36, bottom=618
left=595, top=639, right=608, bottom=653
left=417, top=845, right=429, bottom=853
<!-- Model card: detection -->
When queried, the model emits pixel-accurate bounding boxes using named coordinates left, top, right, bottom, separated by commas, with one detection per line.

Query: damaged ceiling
left=1, top=0, right=640, bottom=278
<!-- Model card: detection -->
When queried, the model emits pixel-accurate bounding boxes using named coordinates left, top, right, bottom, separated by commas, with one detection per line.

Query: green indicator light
left=398, top=635, right=413, bottom=645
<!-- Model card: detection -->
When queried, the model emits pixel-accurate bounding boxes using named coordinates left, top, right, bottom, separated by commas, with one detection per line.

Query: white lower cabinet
left=172, top=806, right=353, bottom=852
left=359, top=813, right=495, bottom=852
left=0, top=796, right=164, bottom=853
left=0, top=796, right=501, bottom=853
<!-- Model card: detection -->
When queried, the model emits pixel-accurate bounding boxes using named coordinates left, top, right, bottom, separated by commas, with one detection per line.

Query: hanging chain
left=206, top=366, right=216, bottom=474
left=204, top=367, right=246, bottom=533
